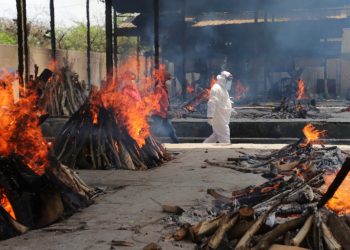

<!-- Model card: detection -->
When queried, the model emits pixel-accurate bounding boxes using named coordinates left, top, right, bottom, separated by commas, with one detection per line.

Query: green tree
left=0, top=30, right=16, bottom=44
left=0, top=19, right=138, bottom=56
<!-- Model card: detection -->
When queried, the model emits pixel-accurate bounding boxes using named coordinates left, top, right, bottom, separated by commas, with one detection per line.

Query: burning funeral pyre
left=181, top=78, right=249, bottom=118
left=165, top=124, right=350, bottom=249
left=54, top=58, right=170, bottom=170
left=0, top=70, right=94, bottom=240
left=264, top=80, right=318, bottom=119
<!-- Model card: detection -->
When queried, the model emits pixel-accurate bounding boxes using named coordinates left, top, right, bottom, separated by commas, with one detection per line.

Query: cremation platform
left=42, top=116, right=350, bottom=144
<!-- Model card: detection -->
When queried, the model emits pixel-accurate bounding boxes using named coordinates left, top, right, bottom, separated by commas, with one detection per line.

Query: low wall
left=41, top=117, right=350, bottom=144
left=0, top=44, right=106, bottom=86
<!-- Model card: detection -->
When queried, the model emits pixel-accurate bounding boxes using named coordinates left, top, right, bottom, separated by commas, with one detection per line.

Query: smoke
left=117, top=1, right=350, bottom=99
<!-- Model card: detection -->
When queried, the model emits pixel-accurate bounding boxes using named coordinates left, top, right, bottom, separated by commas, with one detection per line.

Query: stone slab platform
left=41, top=117, right=350, bottom=143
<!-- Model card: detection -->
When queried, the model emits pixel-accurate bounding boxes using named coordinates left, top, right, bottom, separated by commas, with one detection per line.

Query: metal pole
left=22, top=0, right=29, bottom=84
left=113, top=7, right=118, bottom=80
left=105, top=0, right=113, bottom=83
left=153, top=0, right=160, bottom=70
left=86, top=0, right=91, bottom=87
left=16, top=0, right=24, bottom=87
left=50, top=0, right=56, bottom=60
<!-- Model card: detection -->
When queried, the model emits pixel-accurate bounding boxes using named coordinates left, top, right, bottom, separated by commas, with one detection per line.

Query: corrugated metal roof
left=192, top=8, right=350, bottom=27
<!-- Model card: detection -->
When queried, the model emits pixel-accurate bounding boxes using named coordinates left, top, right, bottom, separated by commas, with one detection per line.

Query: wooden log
left=239, top=206, right=255, bottom=221
left=253, top=215, right=307, bottom=250
left=191, top=214, right=225, bottom=238
left=274, top=160, right=299, bottom=172
left=208, top=213, right=239, bottom=249
left=321, top=222, right=342, bottom=250
left=312, top=212, right=324, bottom=250
left=284, top=185, right=314, bottom=203
left=235, top=201, right=279, bottom=250
left=174, top=223, right=191, bottom=241
left=207, top=189, right=233, bottom=204
left=328, top=213, right=350, bottom=249
left=36, top=188, right=65, bottom=228
left=0, top=206, right=29, bottom=235
left=162, top=204, right=184, bottom=215
left=228, top=220, right=255, bottom=240
left=269, top=244, right=309, bottom=250
left=341, top=215, right=350, bottom=227
left=290, top=215, right=313, bottom=246
left=205, top=160, right=270, bottom=174
left=118, top=141, right=136, bottom=170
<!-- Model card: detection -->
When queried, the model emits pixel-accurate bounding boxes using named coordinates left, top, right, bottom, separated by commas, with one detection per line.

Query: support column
left=16, top=0, right=24, bottom=87
left=324, top=57, right=329, bottom=99
left=50, top=0, right=56, bottom=60
left=86, top=0, right=91, bottom=87
left=113, top=6, right=118, bottom=79
left=22, top=0, right=29, bottom=84
left=105, top=0, right=113, bottom=83
left=153, top=0, right=160, bottom=71
left=180, top=0, right=187, bottom=100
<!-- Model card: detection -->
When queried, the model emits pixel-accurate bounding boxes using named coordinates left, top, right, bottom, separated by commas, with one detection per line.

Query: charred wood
left=328, top=213, right=350, bottom=249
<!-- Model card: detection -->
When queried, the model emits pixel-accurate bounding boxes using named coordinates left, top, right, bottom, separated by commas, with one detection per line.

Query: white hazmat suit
left=204, top=71, right=233, bottom=143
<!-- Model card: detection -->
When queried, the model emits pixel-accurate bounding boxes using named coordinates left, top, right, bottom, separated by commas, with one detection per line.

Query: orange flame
left=187, top=84, right=194, bottom=94
left=324, top=172, right=350, bottom=215
left=297, top=79, right=306, bottom=100
left=90, top=56, right=163, bottom=147
left=210, top=75, right=216, bottom=89
left=235, top=80, right=248, bottom=100
left=301, top=123, right=326, bottom=147
left=0, top=188, right=16, bottom=219
left=260, top=183, right=280, bottom=193
left=0, top=69, right=49, bottom=175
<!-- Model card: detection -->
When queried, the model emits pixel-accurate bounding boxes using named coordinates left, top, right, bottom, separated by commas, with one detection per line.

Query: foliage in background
left=0, top=18, right=137, bottom=56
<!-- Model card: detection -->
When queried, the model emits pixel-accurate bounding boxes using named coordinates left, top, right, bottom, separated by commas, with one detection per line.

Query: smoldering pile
left=163, top=125, right=350, bottom=249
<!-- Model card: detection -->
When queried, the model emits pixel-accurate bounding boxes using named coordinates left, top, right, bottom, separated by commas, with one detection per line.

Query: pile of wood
left=206, top=139, right=344, bottom=177
left=0, top=155, right=95, bottom=240
left=261, top=98, right=320, bottom=119
left=166, top=137, right=350, bottom=249
left=54, top=100, right=170, bottom=170
left=37, top=64, right=88, bottom=116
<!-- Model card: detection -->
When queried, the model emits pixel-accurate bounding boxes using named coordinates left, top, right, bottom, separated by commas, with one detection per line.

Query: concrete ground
left=1, top=143, right=350, bottom=250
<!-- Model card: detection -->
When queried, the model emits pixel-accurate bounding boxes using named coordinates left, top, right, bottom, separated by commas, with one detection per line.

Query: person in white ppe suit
left=204, top=71, right=233, bottom=143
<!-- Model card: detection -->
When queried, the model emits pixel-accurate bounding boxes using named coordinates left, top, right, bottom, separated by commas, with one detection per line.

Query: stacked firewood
left=166, top=131, right=350, bottom=249
left=38, top=65, right=88, bottom=116
left=54, top=99, right=170, bottom=170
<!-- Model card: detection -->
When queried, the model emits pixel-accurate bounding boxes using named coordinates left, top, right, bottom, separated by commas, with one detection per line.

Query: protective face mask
left=225, top=80, right=232, bottom=91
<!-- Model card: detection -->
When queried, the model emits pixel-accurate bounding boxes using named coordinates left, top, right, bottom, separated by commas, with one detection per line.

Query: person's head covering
left=217, top=71, right=233, bottom=91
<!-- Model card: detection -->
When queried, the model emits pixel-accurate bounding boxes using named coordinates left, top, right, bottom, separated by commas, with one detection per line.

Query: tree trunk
left=50, top=0, right=56, bottom=60
left=22, top=0, right=29, bottom=84
left=105, top=0, right=113, bottom=84
left=153, top=0, right=160, bottom=71
left=86, top=0, right=91, bottom=87
left=16, top=0, right=24, bottom=87
left=113, top=6, right=118, bottom=79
